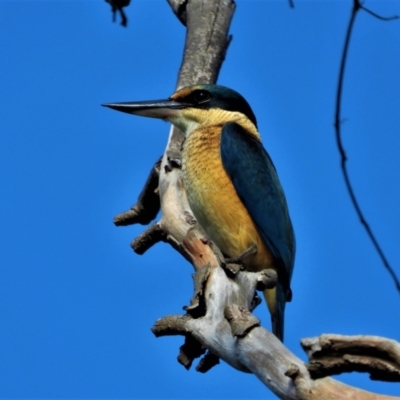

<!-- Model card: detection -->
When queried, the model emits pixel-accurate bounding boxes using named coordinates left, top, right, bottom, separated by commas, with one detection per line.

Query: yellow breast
left=182, top=121, right=275, bottom=272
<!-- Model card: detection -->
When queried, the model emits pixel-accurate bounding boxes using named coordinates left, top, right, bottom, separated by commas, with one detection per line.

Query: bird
left=103, top=84, right=295, bottom=341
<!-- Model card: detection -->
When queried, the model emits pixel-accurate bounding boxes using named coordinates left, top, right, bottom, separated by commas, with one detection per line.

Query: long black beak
left=102, top=99, right=187, bottom=119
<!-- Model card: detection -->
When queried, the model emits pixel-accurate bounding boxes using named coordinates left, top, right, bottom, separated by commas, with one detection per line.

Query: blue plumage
left=221, top=122, right=295, bottom=339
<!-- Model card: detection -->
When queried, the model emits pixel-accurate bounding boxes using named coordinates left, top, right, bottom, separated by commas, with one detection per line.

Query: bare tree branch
left=130, top=222, right=166, bottom=254
left=114, top=157, right=161, bottom=226
left=151, top=258, right=400, bottom=399
left=302, top=335, right=400, bottom=382
left=334, top=0, right=400, bottom=294
left=154, top=0, right=235, bottom=273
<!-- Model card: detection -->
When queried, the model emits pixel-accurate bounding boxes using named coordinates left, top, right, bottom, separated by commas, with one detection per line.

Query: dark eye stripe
left=191, top=90, right=211, bottom=104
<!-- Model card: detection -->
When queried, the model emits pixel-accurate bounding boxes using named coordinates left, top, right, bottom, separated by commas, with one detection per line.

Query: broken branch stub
left=302, top=334, right=400, bottom=382
left=114, top=157, right=161, bottom=226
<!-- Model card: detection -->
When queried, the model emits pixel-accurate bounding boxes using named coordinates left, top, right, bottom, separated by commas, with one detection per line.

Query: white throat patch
left=169, top=115, right=199, bottom=136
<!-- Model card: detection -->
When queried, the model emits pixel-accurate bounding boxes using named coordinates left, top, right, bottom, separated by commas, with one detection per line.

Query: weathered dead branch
left=302, top=334, right=400, bottom=382
left=150, top=259, right=400, bottom=399
left=114, top=157, right=161, bottom=226
left=130, top=222, right=166, bottom=254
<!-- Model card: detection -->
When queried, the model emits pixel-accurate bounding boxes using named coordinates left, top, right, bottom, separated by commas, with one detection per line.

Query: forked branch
left=334, top=0, right=400, bottom=293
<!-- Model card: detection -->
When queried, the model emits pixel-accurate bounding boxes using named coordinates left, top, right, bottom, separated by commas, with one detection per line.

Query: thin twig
left=334, top=0, right=400, bottom=294
left=361, top=5, right=399, bottom=21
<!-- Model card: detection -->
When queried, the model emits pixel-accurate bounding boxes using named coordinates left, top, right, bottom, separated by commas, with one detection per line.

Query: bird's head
left=103, top=84, right=258, bottom=135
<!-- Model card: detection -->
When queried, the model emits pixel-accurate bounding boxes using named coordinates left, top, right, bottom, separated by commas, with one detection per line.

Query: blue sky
left=1, top=1, right=400, bottom=398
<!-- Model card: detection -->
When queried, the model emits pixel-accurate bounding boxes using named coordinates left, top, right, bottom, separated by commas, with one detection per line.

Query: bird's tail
left=263, top=283, right=286, bottom=342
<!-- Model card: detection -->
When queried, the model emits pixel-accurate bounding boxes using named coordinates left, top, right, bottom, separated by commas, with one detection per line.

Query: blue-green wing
left=220, top=122, right=295, bottom=340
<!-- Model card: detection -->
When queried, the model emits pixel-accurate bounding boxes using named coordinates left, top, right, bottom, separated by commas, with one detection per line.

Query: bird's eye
left=192, top=90, right=211, bottom=104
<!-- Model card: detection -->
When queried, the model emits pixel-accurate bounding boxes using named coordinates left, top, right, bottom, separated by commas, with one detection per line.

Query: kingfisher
left=103, top=84, right=295, bottom=341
